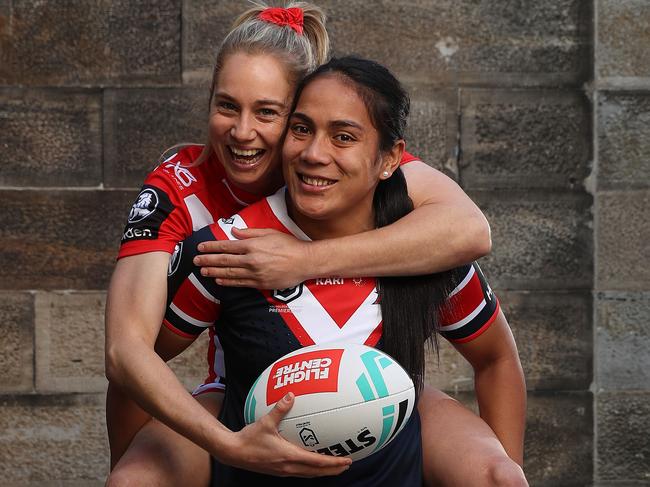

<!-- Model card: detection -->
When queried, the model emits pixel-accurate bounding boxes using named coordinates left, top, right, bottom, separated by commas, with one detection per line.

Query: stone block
left=596, top=292, right=650, bottom=391
left=103, top=88, right=208, bottom=188
left=460, top=90, right=591, bottom=190
left=0, top=393, right=108, bottom=484
left=470, top=190, right=593, bottom=290
left=34, top=291, right=209, bottom=392
left=35, top=293, right=106, bottom=393
left=0, top=89, right=102, bottom=187
left=182, top=0, right=244, bottom=84
left=182, top=0, right=590, bottom=87
left=426, top=291, right=592, bottom=392
left=501, top=291, right=592, bottom=391
left=597, top=92, right=650, bottom=190
left=0, top=0, right=181, bottom=87
left=405, top=86, right=458, bottom=177
left=524, top=392, right=593, bottom=486
left=0, top=292, right=34, bottom=392
left=597, top=392, right=650, bottom=483
left=597, top=190, right=650, bottom=290
left=0, top=189, right=137, bottom=290
left=597, top=0, right=650, bottom=87
left=450, top=391, right=593, bottom=486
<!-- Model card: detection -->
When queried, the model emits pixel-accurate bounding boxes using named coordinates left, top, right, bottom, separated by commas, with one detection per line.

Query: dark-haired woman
left=117, top=56, right=527, bottom=486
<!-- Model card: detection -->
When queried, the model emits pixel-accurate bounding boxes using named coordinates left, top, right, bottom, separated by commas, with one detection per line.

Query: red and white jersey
left=118, top=146, right=421, bottom=259
left=164, top=188, right=500, bottom=395
left=118, top=145, right=260, bottom=259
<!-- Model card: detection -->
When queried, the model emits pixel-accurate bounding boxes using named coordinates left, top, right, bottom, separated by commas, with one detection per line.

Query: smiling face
left=282, top=75, right=401, bottom=239
left=208, top=51, right=293, bottom=196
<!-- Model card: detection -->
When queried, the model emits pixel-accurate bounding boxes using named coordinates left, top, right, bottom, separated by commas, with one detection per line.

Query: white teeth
left=230, top=147, right=263, bottom=157
left=301, top=175, right=336, bottom=187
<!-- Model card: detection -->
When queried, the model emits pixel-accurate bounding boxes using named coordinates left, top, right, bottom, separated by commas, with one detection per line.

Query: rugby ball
left=244, top=343, right=415, bottom=461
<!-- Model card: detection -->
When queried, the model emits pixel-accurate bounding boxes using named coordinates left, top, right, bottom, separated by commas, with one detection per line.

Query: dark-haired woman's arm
left=454, top=311, right=527, bottom=465
left=195, top=161, right=490, bottom=289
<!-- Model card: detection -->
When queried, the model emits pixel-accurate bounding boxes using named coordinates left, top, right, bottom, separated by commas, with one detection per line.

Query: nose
left=230, top=112, right=256, bottom=142
left=300, top=134, right=330, bottom=166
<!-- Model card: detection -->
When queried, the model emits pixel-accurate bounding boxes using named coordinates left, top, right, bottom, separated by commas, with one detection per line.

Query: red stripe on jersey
left=242, top=199, right=293, bottom=234
left=308, top=279, right=376, bottom=329
left=261, top=290, right=316, bottom=347
left=439, top=269, right=485, bottom=327
left=364, top=322, right=383, bottom=347
left=162, top=318, right=198, bottom=339
left=400, top=150, right=419, bottom=165
left=173, top=278, right=221, bottom=324
left=451, top=300, right=500, bottom=344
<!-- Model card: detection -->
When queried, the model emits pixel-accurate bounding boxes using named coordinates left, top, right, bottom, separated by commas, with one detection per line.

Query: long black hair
left=295, top=56, right=459, bottom=394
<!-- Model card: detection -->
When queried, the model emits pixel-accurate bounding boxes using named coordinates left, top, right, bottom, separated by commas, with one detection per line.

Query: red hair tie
left=258, top=7, right=304, bottom=35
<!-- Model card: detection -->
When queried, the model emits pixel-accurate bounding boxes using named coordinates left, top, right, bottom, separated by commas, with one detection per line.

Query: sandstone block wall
left=0, top=1, right=647, bottom=485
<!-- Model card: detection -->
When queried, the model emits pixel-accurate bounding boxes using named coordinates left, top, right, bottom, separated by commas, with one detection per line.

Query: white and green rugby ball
left=244, top=343, right=415, bottom=461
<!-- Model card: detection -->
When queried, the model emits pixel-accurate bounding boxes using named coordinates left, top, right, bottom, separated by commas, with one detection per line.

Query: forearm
left=106, top=337, right=232, bottom=458
left=474, top=358, right=527, bottom=465
left=304, top=202, right=490, bottom=279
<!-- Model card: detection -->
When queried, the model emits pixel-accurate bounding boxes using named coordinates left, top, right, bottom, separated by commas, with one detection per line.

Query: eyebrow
left=214, top=92, right=287, bottom=108
left=291, top=112, right=363, bottom=131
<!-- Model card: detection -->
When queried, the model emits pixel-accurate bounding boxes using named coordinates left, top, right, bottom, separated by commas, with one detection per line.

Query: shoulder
left=144, top=145, right=214, bottom=199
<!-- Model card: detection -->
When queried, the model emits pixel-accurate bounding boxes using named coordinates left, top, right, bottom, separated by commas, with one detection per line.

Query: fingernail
left=200, top=269, right=208, bottom=276
left=197, top=243, right=204, bottom=251
left=215, top=278, right=223, bottom=285
left=283, top=392, right=293, bottom=402
left=193, top=257, right=200, bottom=265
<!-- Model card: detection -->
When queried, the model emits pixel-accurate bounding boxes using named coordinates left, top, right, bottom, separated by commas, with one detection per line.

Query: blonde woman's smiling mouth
left=229, top=146, right=266, bottom=166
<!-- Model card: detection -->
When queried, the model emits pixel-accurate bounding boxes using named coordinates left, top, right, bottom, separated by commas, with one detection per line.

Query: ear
left=379, top=140, right=405, bottom=180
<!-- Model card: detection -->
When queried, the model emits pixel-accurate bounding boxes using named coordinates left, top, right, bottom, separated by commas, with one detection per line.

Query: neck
left=284, top=192, right=375, bottom=241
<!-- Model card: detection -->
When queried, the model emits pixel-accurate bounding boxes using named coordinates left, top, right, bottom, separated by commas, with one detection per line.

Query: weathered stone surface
left=525, top=392, right=593, bottom=486
left=0, top=0, right=181, bottom=87
left=597, top=190, right=650, bottom=290
left=34, top=291, right=209, bottom=392
left=0, top=293, right=34, bottom=392
left=596, top=292, right=650, bottom=391
left=0, top=189, right=136, bottom=290
left=597, top=0, right=650, bottom=86
left=35, top=293, right=106, bottom=392
left=460, top=90, right=591, bottom=190
left=183, top=0, right=590, bottom=87
left=597, top=392, right=650, bottom=482
left=450, top=391, right=593, bottom=486
left=405, top=86, right=458, bottom=176
left=501, top=291, right=592, bottom=390
left=470, top=190, right=593, bottom=290
left=597, top=92, right=650, bottom=190
left=182, top=0, right=243, bottom=84
left=426, top=291, right=592, bottom=392
left=0, top=89, right=102, bottom=187
left=103, top=88, right=209, bottom=188
left=0, top=394, right=108, bottom=483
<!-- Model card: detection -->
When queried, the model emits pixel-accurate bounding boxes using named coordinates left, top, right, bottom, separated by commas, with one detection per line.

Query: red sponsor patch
left=266, top=349, right=344, bottom=405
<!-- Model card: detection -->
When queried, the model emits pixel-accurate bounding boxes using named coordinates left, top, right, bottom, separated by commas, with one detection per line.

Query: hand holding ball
left=244, top=343, right=415, bottom=461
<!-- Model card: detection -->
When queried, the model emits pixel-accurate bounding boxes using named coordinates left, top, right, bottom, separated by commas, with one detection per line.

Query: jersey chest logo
left=264, top=279, right=382, bottom=347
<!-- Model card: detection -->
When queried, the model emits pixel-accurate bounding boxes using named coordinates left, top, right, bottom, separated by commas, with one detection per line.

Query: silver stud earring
left=382, top=171, right=390, bottom=178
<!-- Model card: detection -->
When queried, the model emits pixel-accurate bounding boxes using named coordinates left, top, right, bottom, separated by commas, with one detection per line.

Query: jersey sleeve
left=163, top=225, right=223, bottom=338
left=437, top=262, right=500, bottom=343
left=118, top=170, right=193, bottom=259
